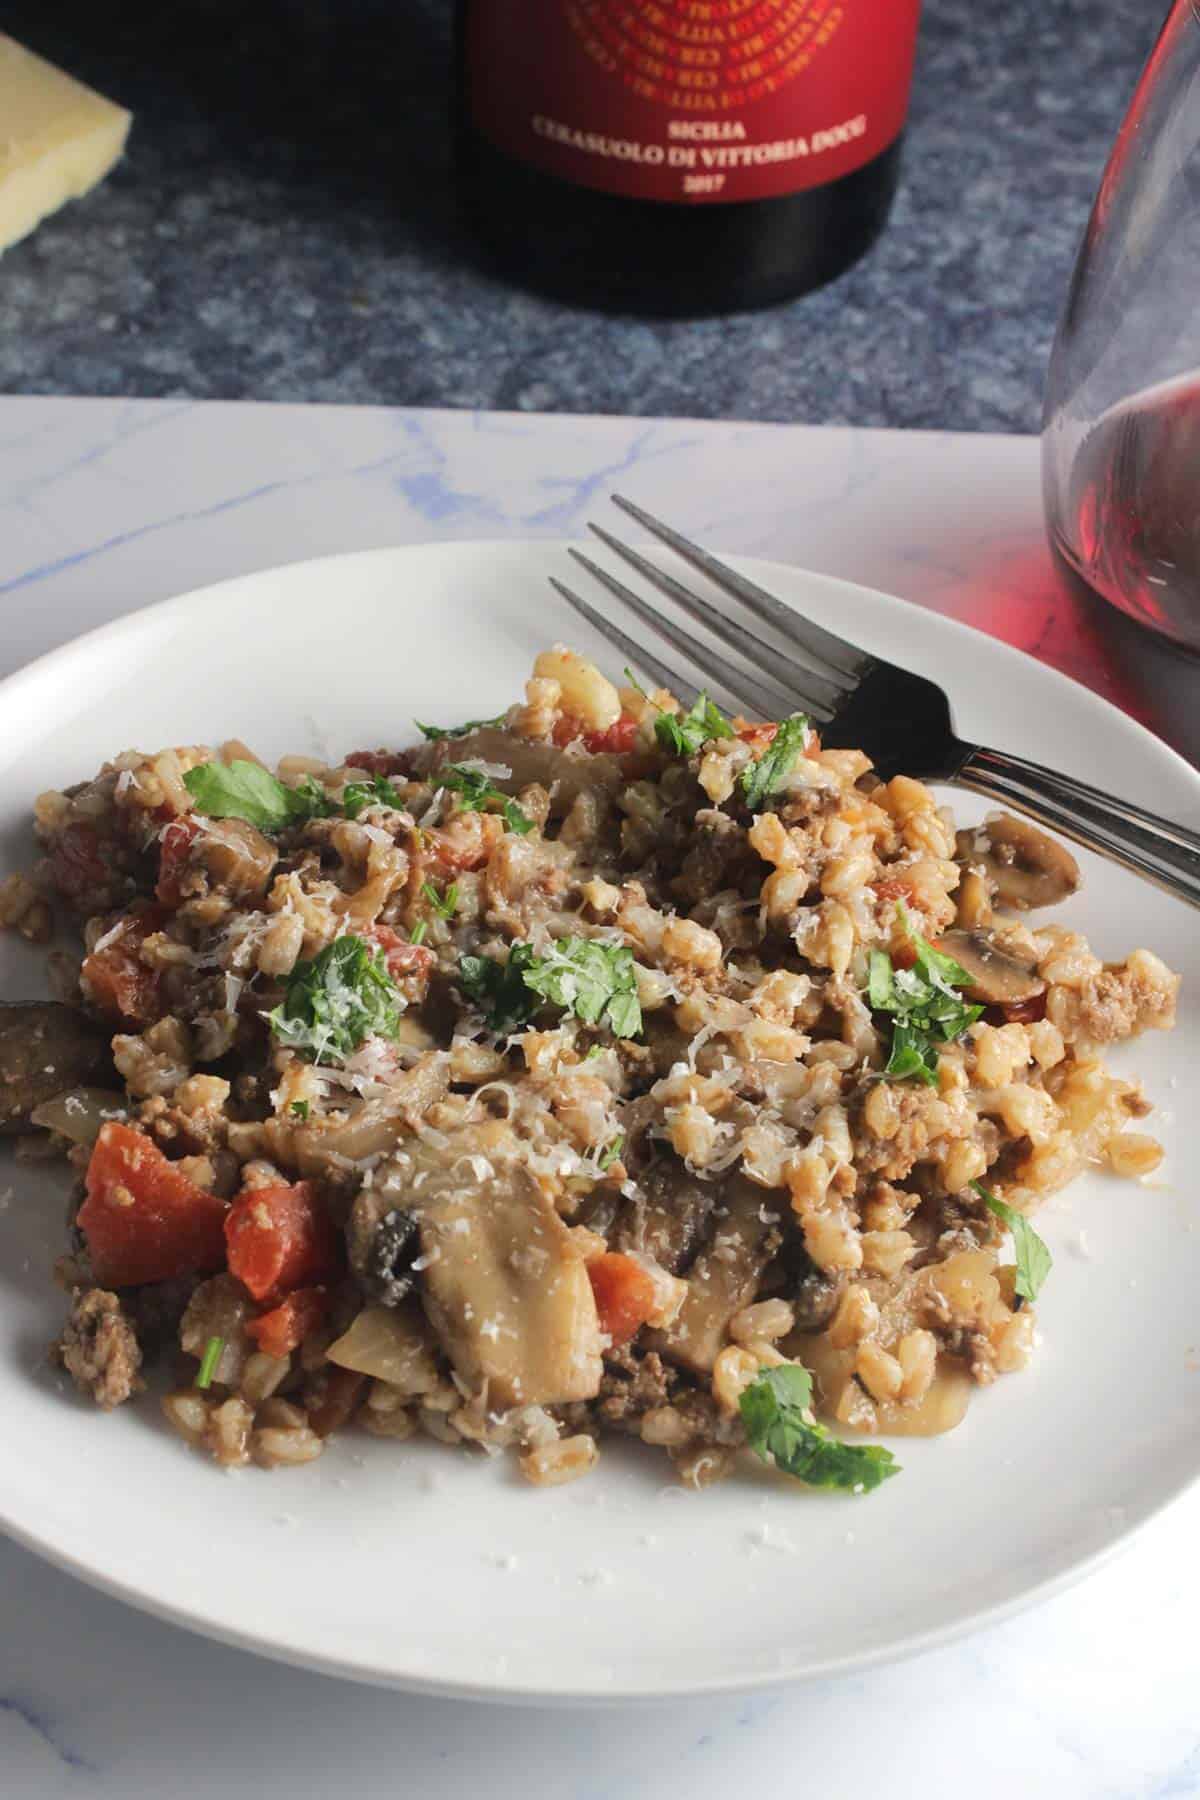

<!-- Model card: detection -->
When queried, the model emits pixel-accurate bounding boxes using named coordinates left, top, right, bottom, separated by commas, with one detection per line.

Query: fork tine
left=610, top=494, right=871, bottom=684
left=549, top=578, right=711, bottom=711
left=587, top=522, right=849, bottom=716
left=566, top=549, right=809, bottom=724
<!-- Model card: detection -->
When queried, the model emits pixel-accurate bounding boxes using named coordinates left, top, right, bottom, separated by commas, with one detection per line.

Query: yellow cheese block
left=0, top=34, right=131, bottom=253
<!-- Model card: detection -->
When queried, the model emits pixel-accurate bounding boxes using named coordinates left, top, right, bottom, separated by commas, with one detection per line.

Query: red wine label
left=464, top=1, right=921, bottom=204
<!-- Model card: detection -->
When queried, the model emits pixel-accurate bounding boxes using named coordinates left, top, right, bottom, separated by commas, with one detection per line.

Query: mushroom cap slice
left=956, top=813, right=1080, bottom=911
left=937, top=929, right=1045, bottom=1006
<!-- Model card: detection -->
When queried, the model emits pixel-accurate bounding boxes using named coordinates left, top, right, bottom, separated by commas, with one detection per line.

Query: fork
left=550, top=495, right=1200, bottom=909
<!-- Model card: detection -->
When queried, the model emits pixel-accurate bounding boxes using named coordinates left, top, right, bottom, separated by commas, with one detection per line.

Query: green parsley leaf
left=597, top=1131, right=625, bottom=1172
left=409, top=920, right=428, bottom=947
left=622, top=666, right=648, bottom=699
left=867, top=948, right=896, bottom=1010
left=196, top=1335, right=224, bottom=1390
left=899, top=902, right=974, bottom=990
left=522, top=937, right=643, bottom=1038
left=269, top=935, right=403, bottom=1065
left=342, top=773, right=406, bottom=818
left=290, top=1100, right=310, bottom=1120
left=740, top=714, right=810, bottom=811
left=868, top=905, right=984, bottom=1087
left=739, top=1364, right=899, bottom=1494
left=458, top=943, right=538, bottom=1033
left=416, top=713, right=507, bottom=741
left=183, top=759, right=333, bottom=833
left=436, top=764, right=531, bottom=836
left=654, top=691, right=734, bottom=757
left=421, top=880, right=459, bottom=920
left=972, top=1180, right=1052, bottom=1303
left=458, top=938, right=643, bottom=1039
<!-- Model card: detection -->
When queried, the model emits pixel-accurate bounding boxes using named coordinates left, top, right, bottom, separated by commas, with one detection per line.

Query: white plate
left=1, top=542, right=1197, bottom=1704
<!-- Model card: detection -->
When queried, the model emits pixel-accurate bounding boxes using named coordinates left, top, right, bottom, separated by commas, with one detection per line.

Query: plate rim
left=2, top=537, right=1197, bottom=1703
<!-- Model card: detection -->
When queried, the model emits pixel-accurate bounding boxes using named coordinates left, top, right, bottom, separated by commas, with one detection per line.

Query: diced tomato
left=245, top=1286, right=328, bottom=1359
left=224, top=1180, right=340, bottom=1303
left=80, top=905, right=167, bottom=1027
left=586, top=713, right=640, bottom=755
left=587, top=1253, right=658, bottom=1348
left=345, top=749, right=409, bottom=777
left=48, top=821, right=110, bottom=907
left=736, top=721, right=821, bottom=754
left=423, top=820, right=496, bottom=875
left=554, top=712, right=640, bottom=755
left=737, top=722, right=779, bottom=752
left=363, top=924, right=436, bottom=983
left=155, top=817, right=200, bottom=906
left=79, top=1122, right=229, bottom=1287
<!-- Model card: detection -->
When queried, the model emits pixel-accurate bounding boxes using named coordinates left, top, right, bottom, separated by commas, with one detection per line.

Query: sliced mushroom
left=193, top=817, right=278, bottom=901
left=615, top=1155, right=718, bottom=1275
left=417, top=1154, right=604, bottom=1407
left=646, top=1174, right=783, bottom=1376
left=956, top=813, right=1080, bottom=911
left=938, top=929, right=1045, bottom=1006
left=0, top=1001, right=111, bottom=1134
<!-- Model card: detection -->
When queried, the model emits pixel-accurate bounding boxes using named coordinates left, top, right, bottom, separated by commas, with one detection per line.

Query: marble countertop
left=0, top=0, right=1162, bottom=433
left=0, top=397, right=1198, bottom=1798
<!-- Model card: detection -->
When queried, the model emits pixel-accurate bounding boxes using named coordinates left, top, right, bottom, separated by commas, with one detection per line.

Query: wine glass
left=1043, top=0, right=1200, bottom=653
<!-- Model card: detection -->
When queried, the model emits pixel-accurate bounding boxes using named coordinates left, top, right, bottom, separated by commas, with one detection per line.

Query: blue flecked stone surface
left=0, top=1, right=1161, bottom=430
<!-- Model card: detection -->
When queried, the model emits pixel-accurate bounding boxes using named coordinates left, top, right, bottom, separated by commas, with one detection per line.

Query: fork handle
left=955, top=745, right=1200, bottom=909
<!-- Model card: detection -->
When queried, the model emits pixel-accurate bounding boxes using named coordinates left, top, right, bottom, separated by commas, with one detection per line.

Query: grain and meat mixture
left=3, top=646, right=1179, bottom=1490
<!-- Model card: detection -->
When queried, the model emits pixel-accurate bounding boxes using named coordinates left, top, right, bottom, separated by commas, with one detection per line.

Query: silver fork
left=550, top=495, right=1200, bottom=909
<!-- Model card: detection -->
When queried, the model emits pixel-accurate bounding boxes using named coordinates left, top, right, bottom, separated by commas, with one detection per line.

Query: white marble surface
left=0, top=397, right=1196, bottom=1798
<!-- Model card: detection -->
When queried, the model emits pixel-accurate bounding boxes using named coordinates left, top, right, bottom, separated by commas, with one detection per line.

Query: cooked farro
left=4, top=644, right=1178, bottom=1494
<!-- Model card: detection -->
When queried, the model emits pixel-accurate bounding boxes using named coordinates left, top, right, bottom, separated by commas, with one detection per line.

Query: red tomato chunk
left=553, top=712, right=640, bottom=755
left=587, top=1253, right=657, bottom=1347
left=224, top=1180, right=340, bottom=1303
left=79, top=1122, right=228, bottom=1287
left=80, top=906, right=166, bottom=1028
left=245, top=1286, right=328, bottom=1358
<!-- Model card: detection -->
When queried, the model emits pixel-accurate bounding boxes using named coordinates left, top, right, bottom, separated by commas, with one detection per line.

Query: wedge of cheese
left=0, top=34, right=131, bottom=254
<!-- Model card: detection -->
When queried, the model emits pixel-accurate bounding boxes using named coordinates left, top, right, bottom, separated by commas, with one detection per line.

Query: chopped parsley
left=421, top=879, right=459, bottom=919
left=739, top=1364, right=900, bottom=1494
left=459, top=943, right=538, bottom=1033
left=597, top=1131, right=625, bottom=1172
left=290, top=1100, right=310, bottom=1120
left=868, top=905, right=983, bottom=1087
left=436, top=763, right=531, bottom=836
left=740, top=714, right=810, bottom=811
left=183, top=760, right=333, bottom=833
left=416, top=713, right=507, bottom=741
left=269, top=935, right=402, bottom=1065
left=458, top=937, right=643, bottom=1039
left=621, top=668, right=733, bottom=759
left=972, top=1180, right=1052, bottom=1304
left=523, top=938, right=643, bottom=1038
left=342, top=773, right=406, bottom=818
left=196, top=1335, right=224, bottom=1390
left=654, top=691, right=734, bottom=757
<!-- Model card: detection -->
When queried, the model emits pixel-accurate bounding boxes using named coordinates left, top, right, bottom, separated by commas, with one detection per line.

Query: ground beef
left=592, top=1347, right=680, bottom=1428
left=54, top=1287, right=143, bottom=1408
left=1075, top=963, right=1178, bottom=1044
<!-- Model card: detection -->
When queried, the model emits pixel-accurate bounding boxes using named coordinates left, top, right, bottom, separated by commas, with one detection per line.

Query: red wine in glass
left=1055, top=372, right=1200, bottom=651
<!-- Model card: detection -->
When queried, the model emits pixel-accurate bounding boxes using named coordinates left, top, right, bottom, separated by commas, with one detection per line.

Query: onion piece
left=31, top=1087, right=127, bottom=1146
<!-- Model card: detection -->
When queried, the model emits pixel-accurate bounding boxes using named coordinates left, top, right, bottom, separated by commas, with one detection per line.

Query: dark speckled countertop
left=0, top=1, right=1160, bottom=429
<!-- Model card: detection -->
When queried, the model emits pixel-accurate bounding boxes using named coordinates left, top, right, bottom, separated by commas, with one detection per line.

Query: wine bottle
left=455, top=1, right=922, bottom=315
